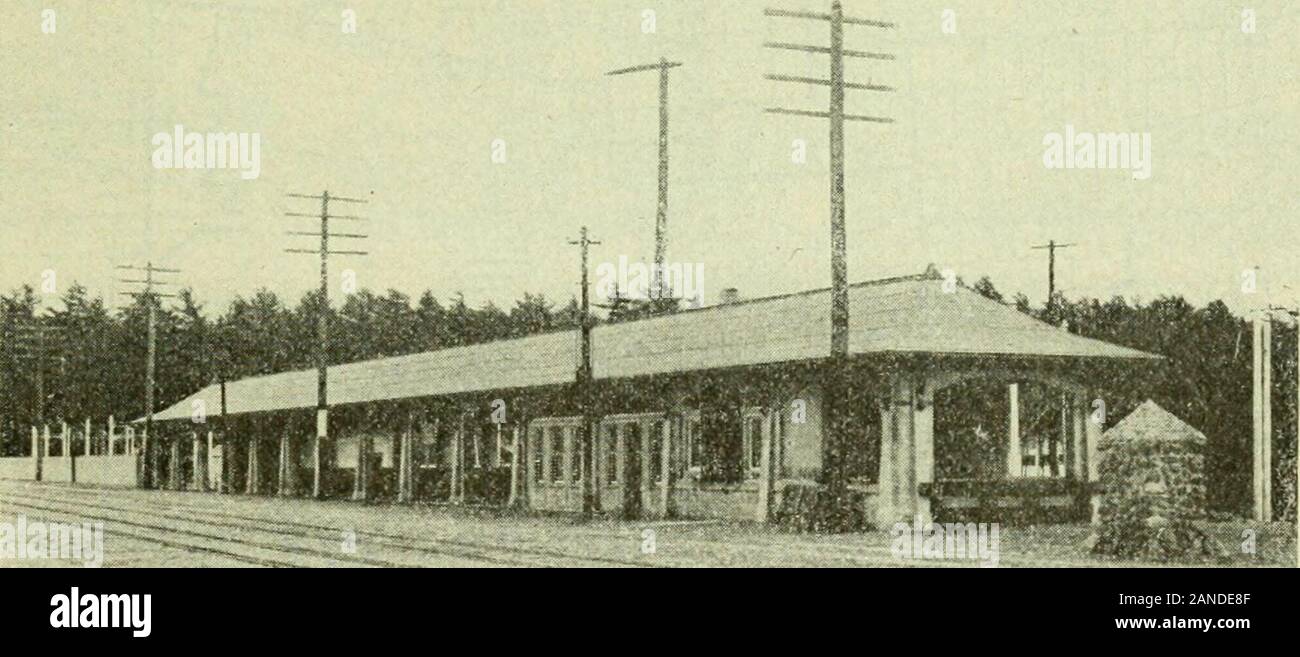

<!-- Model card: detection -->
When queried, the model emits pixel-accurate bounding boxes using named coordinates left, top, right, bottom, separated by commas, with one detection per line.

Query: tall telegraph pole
left=764, top=2, right=894, bottom=524
left=570, top=226, right=601, bottom=517
left=119, top=262, right=180, bottom=489
left=607, top=58, right=682, bottom=302
left=286, top=191, right=369, bottom=498
left=1031, top=240, right=1076, bottom=317
left=3, top=318, right=62, bottom=471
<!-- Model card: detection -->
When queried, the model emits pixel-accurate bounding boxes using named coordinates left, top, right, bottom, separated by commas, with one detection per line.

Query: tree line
left=0, top=284, right=582, bottom=454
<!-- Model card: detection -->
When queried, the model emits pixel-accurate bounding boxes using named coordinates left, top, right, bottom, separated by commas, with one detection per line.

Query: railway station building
left=143, top=269, right=1157, bottom=527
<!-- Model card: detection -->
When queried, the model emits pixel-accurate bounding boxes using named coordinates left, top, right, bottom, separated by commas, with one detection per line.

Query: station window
left=686, top=418, right=702, bottom=468
left=650, top=421, right=664, bottom=482
left=570, top=428, right=583, bottom=483
left=699, top=407, right=744, bottom=484
left=747, top=416, right=764, bottom=471
left=1021, top=435, right=1063, bottom=479
left=604, top=424, right=618, bottom=484
left=626, top=422, right=644, bottom=486
left=532, top=428, right=544, bottom=483
left=549, top=427, right=564, bottom=482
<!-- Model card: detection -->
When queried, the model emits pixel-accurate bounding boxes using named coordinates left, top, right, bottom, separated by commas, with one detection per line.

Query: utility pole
left=569, top=226, right=601, bottom=518
left=1030, top=239, right=1077, bottom=480
left=607, top=58, right=682, bottom=303
left=286, top=190, right=369, bottom=498
left=1252, top=303, right=1284, bottom=523
left=119, top=262, right=180, bottom=489
left=1293, top=306, right=1299, bottom=566
left=764, top=1, right=894, bottom=525
left=1293, top=306, right=1300, bottom=566
left=1031, top=240, right=1076, bottom=318
left=3, top=317, right=63, bottom=470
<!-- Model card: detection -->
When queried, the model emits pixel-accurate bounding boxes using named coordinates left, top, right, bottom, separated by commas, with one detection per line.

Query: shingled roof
left=1101, top=400, right=1207, bottom=445
left=151, top=271, right=1158, bottom=421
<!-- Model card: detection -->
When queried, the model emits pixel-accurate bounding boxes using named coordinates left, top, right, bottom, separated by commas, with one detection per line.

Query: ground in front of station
left=0, top=480, right=1292, bottom=568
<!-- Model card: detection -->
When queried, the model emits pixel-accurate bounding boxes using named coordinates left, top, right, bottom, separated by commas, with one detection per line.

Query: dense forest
left=0, top=277, right=1295, bottom=519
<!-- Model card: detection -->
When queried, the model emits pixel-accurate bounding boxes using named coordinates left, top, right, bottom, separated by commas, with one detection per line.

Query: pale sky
left=2, top=0, right=1297, bottom=318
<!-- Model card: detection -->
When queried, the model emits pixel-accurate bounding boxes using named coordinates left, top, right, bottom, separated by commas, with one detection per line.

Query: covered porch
left=866, top=356, right=1115, bottom=528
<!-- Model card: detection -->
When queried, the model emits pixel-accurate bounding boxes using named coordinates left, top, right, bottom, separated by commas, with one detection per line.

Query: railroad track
left=0, top=485, right=652, bottom=568
left=3, top=482, right=922, bottom=567
left=0, top=496, right=309, bottom=568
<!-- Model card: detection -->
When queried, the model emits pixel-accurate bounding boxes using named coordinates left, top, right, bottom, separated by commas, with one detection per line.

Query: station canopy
left=150, top=270, right=1157, bottom=422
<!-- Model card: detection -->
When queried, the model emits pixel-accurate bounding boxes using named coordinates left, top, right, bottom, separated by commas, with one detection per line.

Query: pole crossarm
left=284, top=249, right=370, bottom=256
left=763, top=42, right=895, bottom=60
left=764, top=7, right=896, bottom=28
left=286, top=193, right=368, bottom=204
left=286, top=212, right=368, bottom=221
left=286, top=231, right=368, bottom=239
left=606, top=61, right=682, bottom=76
left=116, top=279, right=178, bottom=286
left=764, top=107, right=894, bottom=123
left=116, top=265, right=181, bottom=274
left=765, top=74, right=894, bottom=92
left=120, top=291, right=179, bottom=298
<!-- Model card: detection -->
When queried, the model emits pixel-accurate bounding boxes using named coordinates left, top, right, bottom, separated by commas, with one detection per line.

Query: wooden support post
left=149, top=424, right=164, bottom=489
left=1261, top=316, right=1273, bottom=520
left=562, top=425, right=576, bottom=506
left=756, top=407, right=775, bottom=522
left=246, top=437, right=260, bottom=495
left=640, top=419, right=653, bottom=519
left=1006, top=383, right=1021, bottom=477
left=875, top=397, right=895, bottom=527
left=1071, top=396, right=1086, bottom=479
left=168, top=438, right=182, bottom=490
left=220, top=430, right=233, bottom=494
left=206, top=430, right=215, bottom=491
left=312, top=408, right=328, bottom=500
left=31, top=426, right=42, bottom=482
left=1052, top=395, right=1065, bottom=478
left=398, top=411, right=415, bottom=504
left=516, top=415, right=531, bottom=510
left=108, top=416, right=116, bottom=455
left=1085, top=393, right=1103, bottom=523
left=277, top=424, right=299, bottom=497
left=508, top=423, right=522, bottom=508
left=876, top=375, right=932, bottom=526
left=450, top=413, right=466, bottom=504
left=659, top=414, right=674, bottom=519
left=1252, top=315, right=1263, bottom=521
left=63, top=422, right=76, bottom=484
left=352, top=434, right=372, bottom=502
left=84, top=418, right=92, bottom=457
left=1061, top=397, right=1073, bottom=477
left=914, top=378, right=935, bottom=524
left=192, top=431, right=207, bottom=491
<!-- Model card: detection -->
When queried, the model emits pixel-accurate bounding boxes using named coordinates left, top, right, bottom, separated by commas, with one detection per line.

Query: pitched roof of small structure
left=1101, top=400, right=1208, bottom=445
